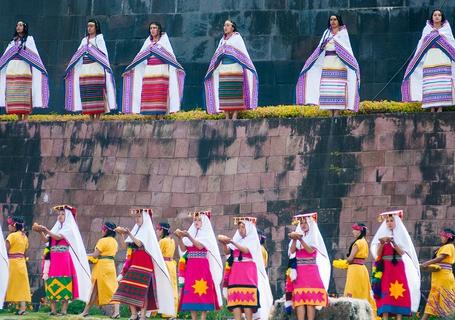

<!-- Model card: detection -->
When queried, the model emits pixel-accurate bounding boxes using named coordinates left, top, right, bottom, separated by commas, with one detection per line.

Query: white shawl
left=298, top=27, right=359, bottom=111
left=0, top=36, right=48, bottom=108
left=371, top=213, right=421, bottom=312
left=403, top=21, right=455, bottom=103
left=123, top=33, right=183, bottom=114
left=125, top=211, right=175, bottom=315
left=49, top=209, right=91, bottom=302
left=205, top=32, right=257, bottom=114
left=229, top=221, right=274, bottom=320
left=66, top=34, right=116, bottom=112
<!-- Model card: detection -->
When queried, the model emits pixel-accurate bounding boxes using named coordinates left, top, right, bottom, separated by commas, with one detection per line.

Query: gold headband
left=129, top=208, right=153, bottom=217
left=233, top=216, right=257, bottom=225
left=188, top=210, right=211, bottom=219
left=377, top=210, right=403, bottom=222
left=292, top=212, right=318, bottom=225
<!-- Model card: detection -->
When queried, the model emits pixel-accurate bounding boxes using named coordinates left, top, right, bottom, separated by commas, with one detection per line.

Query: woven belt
left=352, top=258, right=365, bottom=265
left=438, top=263, right=453, bottom=270
left=325, top=50, right=337, bottom=56
left=8, top=253, right=25, bottom=259
left=50, top=245, right=69, bottom=252
left=234, top=257, right=253, bottom=262
left=382, top=255, right=402, bottom=261
left=163, top=257, right=174, bottom=261
left=297, top=257, right=316, bottom=265
left=188, top=251, right=207, bottom=259
left=99, top=256, right=114, bottom=260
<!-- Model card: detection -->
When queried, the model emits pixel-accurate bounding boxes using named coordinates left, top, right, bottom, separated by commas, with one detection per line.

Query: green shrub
left=0, top=101, right=445, bottom=122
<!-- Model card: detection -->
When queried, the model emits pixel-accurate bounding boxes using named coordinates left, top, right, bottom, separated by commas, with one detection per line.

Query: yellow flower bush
left=0, top=101, right=437, bottom=122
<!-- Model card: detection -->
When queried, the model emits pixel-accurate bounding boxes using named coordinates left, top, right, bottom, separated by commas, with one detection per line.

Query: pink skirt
left=179, top=247, right=219, bottom=311
left=227, top=250, right=259, bottom=311
left=46, top=239, right=79, bottom=301
left=291, top=249, right=327, bottom=307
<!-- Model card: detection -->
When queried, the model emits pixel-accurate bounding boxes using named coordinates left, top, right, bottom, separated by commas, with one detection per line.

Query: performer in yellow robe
left=421, top=228, right=455, bottom=319
left=344, top=223, right=377, bottom=318
left=157, top=222, right=178, bottom=317
left=80, top=222, right=119, bottom=318
left=5, top=217, right=31, bottom=315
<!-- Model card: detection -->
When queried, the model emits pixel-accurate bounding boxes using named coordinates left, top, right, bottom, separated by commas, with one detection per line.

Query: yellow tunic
left=5, top=231, right=31, bottom=302
left=92, top=237, right=118, bottom=305
left=261, top=245, right=268, bottom=267
left=159, top=237, right=178, bottom=316
left=424, top=243, right=455, bottom=316
left=344, top=238, right=377, bottom=317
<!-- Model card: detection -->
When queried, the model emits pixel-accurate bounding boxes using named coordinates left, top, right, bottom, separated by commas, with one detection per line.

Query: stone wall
left=1, top=0, right=454, bottom=110
left=1, top=113, right=454, bottom=302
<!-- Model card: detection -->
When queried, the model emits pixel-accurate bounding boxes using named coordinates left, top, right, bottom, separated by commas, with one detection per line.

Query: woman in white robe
left=0, top=21, right=49, bottom=121
left=204, top=20, right=258, bottom=119
left=296, top=15, right=360, bottom=117
left=402, top=9, right=455, bottom=112
left=64, top=19, right=116, bottom=120
left=122, top=22, right=185, bottom=117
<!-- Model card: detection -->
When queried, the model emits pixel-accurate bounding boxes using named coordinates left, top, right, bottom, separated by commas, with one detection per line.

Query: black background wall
left=1, top=0, right=454, bottom=112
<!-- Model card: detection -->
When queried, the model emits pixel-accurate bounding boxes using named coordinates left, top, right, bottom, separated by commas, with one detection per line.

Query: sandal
left=111, top=314, right=120, bottom=319
left=49, top=312, right=58, bottom=316
left=128, top=316, right=139, bottom=320
left=16, top=310, right=27, bottom=316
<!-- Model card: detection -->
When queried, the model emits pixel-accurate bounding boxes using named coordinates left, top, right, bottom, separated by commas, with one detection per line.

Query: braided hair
left=347, top=223, right=367, bottom=257
left=159, top=222, right=170, bottom=239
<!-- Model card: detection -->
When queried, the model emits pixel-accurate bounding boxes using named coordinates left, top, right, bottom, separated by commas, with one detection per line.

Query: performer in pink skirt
left=35, top=205, right=91, bottom=316
left=218, top=217, right=273, bottom=320
left=371, top=210, right=420, bottom=319
left=175, top=211, right=223, bottom=320
left=286, top=212, right=331, bottom=320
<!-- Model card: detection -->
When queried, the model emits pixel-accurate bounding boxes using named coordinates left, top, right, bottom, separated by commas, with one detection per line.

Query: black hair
left=149, top=22, right=164, bottom=37
left=257, top=229, right=266, bottom=245
left=444, top=228, right=455, bottom=244
left=225, top=19, right=238, bottom=34
left=12, top=217, right=25, bottom=231
left=103, top=221, right=117, bottom=238
left=433, top=228, right=455, bottom=258
left=159, top=222, right=170, bottom=238
left=347, top=223, right=367, bottom=257
left=327, top=14, right=344, bottom=29
left=12, top=21, right=29, bottom=50
left=430, top=9, right=446, bottom=25
left=87, top=19, right=102, bottom=35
